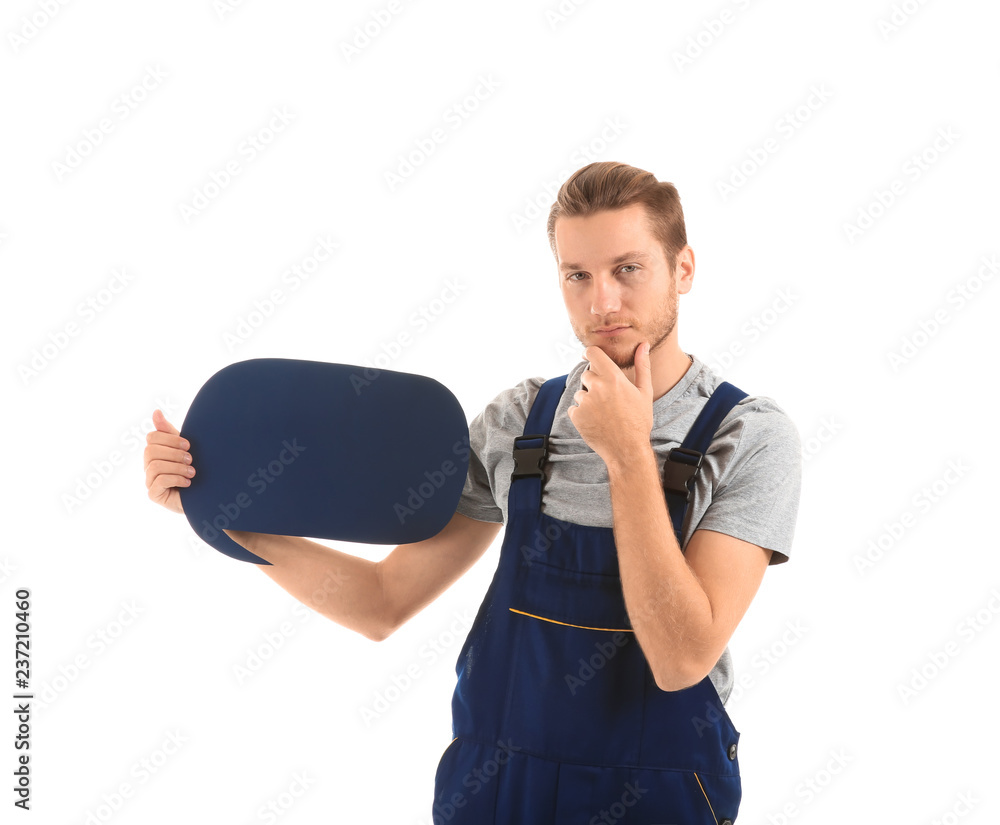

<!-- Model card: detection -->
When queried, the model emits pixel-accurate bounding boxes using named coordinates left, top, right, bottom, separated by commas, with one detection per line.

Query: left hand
left=567, top=341, right=653, bottom=465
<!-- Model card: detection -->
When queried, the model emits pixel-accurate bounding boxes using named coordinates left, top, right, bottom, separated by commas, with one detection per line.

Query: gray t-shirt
left=455, top=353, right=802, bottom=704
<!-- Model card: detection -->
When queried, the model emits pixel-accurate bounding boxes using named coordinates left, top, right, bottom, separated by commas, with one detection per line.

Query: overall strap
left=663, top=380, right=748, bottom=547
left=508, top=375, right=748, bottom=534
left=509, top=374, right=568, bottom=514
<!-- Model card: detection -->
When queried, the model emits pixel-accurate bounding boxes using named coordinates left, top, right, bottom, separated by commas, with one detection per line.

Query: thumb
left=152, top=408, right=180, bottom=436
left=634, top=342, right=652, bottom=394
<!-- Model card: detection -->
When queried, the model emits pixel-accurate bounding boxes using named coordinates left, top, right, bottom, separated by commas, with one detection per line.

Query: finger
left=145, top=459, right=195, bottom=490
left=147, top=473, right=192, bottom=502
left=145, top=457, right=195, bottom=487
left=145, top=444, right=191, bottom=462
left=152, top=409, right=181, bottom=436
left=143, top=444, right=192, bottom=468
left=583, top=345, right=610, bottom=374
left=633, top=341, right=652, bottom=394
left=145, top=429, right=190, bottom=450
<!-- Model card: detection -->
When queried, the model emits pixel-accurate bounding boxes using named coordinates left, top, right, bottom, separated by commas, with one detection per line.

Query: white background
left=3, top=0, right=999, bottom=823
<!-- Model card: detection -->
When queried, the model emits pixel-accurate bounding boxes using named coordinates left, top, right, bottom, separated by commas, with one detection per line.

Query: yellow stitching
left=508, top=607, right=634, bottom=633
left=693, top=771, right=717, bottom=823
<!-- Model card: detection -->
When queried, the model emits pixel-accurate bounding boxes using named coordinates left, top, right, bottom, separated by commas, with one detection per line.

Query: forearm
left=224, top=530, right=388, bottom=641
left=605, top=445, right=714, bottom=690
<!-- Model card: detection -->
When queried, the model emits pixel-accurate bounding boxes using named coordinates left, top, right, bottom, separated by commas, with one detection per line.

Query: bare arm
left=606, top=444, right=770, bottom=691
left=146, top=408, right=503, bottom=642
left=226, top=512, right=502, bottom=642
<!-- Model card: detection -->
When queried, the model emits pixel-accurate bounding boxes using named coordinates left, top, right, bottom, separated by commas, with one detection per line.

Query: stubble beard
left=574, top=282, right=679, bottom=372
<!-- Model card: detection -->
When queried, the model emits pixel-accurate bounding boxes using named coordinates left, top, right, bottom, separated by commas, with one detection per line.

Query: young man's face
left=554, top=203, right=693, bottom=372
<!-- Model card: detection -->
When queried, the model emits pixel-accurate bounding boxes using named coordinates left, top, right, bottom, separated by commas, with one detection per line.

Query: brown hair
left=546, top=161, right=687, bottom=274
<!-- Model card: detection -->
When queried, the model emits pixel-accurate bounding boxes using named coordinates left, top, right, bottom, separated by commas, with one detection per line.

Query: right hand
left=144, top=409, right=195, bottom=515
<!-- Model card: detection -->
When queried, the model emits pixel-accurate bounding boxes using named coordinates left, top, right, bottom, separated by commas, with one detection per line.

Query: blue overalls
left=432, top=373, right=749, bottom=824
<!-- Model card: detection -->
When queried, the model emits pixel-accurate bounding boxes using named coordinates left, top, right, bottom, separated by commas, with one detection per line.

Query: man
left=144, top=161, right=801, bottom=823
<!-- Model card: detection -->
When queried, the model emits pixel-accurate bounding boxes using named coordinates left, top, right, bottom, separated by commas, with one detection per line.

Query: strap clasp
left=662, top=446, right=703, bottom=502
left=511, top=434, right=549, bottom=481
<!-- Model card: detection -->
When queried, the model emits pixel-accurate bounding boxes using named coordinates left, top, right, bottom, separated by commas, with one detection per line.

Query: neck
left=625, top=345, right=693, bottom=402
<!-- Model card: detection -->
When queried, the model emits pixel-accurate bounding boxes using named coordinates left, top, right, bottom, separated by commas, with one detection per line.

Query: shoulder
left=691, top=359, right=801, bottom=463
left=472, top=373, right=548, bottom=433
left=725, top=395, right=802, bottom=454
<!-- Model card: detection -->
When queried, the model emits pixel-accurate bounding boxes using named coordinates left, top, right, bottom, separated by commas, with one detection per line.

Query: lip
left=593, top=325, right=628, bottom=336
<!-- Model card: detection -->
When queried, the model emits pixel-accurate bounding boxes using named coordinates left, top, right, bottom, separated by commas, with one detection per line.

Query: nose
left=590, top=275, right=622, bottom=317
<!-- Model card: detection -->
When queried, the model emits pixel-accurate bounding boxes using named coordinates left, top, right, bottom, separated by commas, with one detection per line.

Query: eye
left=566, top=264, right=639, bottom=281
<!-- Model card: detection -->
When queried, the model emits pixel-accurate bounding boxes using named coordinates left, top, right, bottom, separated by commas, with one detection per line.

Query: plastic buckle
left=662, top=446, right=703, bottom=502
left=511, top=434, right=548, bottom=481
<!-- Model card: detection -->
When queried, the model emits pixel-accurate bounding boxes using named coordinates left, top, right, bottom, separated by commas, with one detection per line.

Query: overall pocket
left=504, top=560, right=647, bottom=764
left=692, top=769, right=742, bottom=824
left=552, top=764, right=742, bottom=824
left=509, top=555, right=632, bottom=631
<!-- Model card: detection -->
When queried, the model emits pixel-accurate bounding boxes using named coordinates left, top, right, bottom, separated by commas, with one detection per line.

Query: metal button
left=721, top=819, right=733, bottom=825
left=727, top=742, right=737, bottom=760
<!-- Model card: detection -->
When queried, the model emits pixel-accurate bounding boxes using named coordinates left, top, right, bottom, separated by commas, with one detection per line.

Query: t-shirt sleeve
left=694, top=399, right=802, bottom=565
left=454, top=398, right=505, bottom=524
